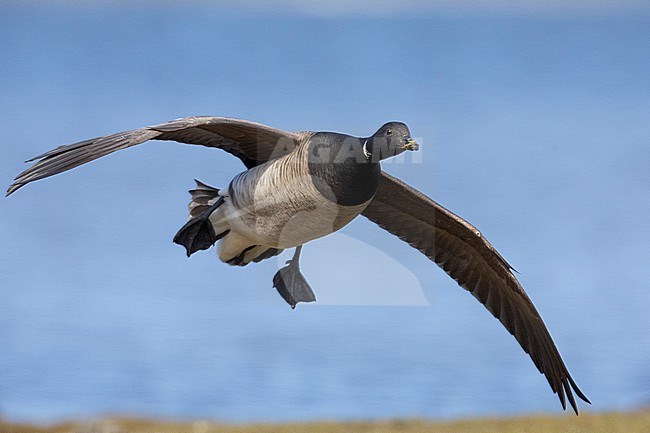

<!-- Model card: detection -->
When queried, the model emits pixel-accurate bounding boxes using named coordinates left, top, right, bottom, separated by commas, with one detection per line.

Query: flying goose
left=7, top=116, right=589, bottom=413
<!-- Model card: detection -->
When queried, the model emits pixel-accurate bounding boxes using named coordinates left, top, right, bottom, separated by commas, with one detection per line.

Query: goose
left=7, top=116, right=589, bottom=414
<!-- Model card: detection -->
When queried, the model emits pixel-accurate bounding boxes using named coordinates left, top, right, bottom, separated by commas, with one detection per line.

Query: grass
left=2, top=409, right=649, bottom=433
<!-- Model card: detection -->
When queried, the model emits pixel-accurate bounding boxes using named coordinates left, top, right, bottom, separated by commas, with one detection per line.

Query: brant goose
left=7, top=116, right=589, bottom=413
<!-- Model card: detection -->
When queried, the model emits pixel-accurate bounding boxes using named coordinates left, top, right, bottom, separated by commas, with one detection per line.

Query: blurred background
left=1, top=0, right=649, bottom=424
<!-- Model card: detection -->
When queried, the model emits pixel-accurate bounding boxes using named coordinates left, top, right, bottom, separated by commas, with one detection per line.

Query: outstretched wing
left=362, top=172, right=590, bottom=414
left=7, top=116, right=301, bottom=196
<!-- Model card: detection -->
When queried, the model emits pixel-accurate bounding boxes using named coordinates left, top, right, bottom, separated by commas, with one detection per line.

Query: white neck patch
left=363, top=140, right=372, bottom=160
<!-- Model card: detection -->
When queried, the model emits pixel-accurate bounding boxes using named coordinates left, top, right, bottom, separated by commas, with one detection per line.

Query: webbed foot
left=272, top=246, right=316, bottom=309
left=173, top=196, right=226, bottom=257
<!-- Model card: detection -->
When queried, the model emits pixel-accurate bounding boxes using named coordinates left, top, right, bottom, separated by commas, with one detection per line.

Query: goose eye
left=386, top=129, right=393, bottom=135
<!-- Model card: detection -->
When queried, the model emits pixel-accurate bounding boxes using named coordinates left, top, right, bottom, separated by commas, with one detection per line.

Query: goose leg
left=272, top=245, right=316, bottom=309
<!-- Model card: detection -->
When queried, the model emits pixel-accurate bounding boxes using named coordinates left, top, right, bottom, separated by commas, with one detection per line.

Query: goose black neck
left=307, top=133, right=381, bottom=206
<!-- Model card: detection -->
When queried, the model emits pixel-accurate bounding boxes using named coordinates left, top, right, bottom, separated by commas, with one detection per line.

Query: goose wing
left=361, top=171, right=590, bottom=414
left=7, top=116, right=300, bottom=196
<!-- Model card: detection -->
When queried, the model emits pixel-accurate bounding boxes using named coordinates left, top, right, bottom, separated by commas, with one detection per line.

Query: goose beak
left=402, top=137, right=419, bottom=151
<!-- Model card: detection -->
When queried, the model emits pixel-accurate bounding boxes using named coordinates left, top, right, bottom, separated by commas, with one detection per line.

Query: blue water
left=1, top=4, right=649, bottom=423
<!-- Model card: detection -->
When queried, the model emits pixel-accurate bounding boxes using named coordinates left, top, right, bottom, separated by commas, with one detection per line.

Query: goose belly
left=223, top=161, right=369, bottom=249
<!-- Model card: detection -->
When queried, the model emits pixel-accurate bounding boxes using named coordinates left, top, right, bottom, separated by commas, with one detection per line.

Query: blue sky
left=1, top=1, right=649, bottom=423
